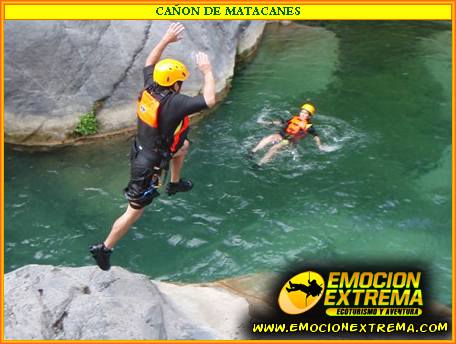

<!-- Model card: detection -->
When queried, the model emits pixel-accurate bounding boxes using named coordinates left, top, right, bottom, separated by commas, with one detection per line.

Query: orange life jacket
left=137, top=89, right=160, bottom=128
left=285, top=116, right=312, bottom=136
left=136, top=89, right=189, bottom=153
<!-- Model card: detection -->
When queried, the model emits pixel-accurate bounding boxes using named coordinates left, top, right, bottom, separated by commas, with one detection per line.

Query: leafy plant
left=74, top=111, right=98, bottom=136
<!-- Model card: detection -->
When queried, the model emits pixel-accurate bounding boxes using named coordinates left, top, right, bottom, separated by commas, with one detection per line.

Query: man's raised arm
left=145, top=22, right=185, bottom=67
left=196, top=52, right=216, bottom=108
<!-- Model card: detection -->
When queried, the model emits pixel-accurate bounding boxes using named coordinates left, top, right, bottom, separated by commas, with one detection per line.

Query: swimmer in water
left=252, top=102, right=325, bottom=165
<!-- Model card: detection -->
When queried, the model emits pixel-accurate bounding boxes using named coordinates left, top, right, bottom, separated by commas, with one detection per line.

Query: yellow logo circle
left=278, top=271, right=325, bottom=315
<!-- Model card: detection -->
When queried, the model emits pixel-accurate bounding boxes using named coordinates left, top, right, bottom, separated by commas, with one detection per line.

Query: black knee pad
left=124, top=186, right=160, bottom=209
left=129, top=202, right=146, bottom=210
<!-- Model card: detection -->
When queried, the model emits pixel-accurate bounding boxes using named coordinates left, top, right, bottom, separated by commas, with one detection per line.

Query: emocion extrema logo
left=278, top=271, right=325, bottom=315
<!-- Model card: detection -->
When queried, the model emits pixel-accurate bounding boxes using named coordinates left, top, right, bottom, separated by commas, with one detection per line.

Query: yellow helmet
left=301, top=103, right=316, bottom=116
left=153, top=59, right=189, bottom=87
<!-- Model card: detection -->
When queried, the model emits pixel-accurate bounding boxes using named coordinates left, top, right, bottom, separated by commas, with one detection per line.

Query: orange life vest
left=285, top=116, right=312, bottom=136
left=137, top=89, right=160, bottom=128
left=136, top=89, right=189, bottom=153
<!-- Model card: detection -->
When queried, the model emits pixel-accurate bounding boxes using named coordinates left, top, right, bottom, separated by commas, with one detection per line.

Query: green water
left=5, top=22, right=452, bottom=305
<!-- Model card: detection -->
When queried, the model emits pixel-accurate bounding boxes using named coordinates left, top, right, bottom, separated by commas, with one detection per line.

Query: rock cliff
left=4, top=265, right=251, bottom=340
left=4, top=21, right=265, bottom=146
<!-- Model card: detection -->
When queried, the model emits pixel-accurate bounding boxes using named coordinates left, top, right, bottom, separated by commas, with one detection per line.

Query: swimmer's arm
left=145, top=23, right=185, bottom=67
left=314, top=136, right=329, bottom=152
left=314, top=135, right=324, bottom=150
left=257, top=119, right=284, bottom=125
left=308, top=126, right=324, bottom=151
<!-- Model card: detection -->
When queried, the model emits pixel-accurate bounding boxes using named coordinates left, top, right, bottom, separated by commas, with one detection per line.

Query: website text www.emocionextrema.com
left=251, top=321, right=448, bottom=334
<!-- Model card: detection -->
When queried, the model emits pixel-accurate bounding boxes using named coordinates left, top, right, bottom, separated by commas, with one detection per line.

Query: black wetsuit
left=124, top=65, right=208, bottom=209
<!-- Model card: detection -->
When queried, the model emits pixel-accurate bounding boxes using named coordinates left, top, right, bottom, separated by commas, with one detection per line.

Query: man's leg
left=170, top=139, right=189, bottom=183
left=104, top=204, right=145, bottom=249
left=90, top=204, right=145, bottom=271
left=166, top=140, right=194, bottom=196
left=252, top=134, right=282, bottom=153
left=259, top=140, right=289, bottom=165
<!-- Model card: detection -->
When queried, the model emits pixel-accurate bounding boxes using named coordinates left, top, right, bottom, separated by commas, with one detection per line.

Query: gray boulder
left=4, top=265, right=249, bottom=340
left=4, top=21, right=265, bottom=145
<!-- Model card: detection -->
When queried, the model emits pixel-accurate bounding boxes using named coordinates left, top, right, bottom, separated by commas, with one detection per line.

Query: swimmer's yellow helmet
left=153, top=59, right=189, bottom=87
left=301, top=103, right=316, bottom=116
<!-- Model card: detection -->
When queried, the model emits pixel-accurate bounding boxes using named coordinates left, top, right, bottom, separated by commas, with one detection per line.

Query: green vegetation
left=74, top=110, right=98, bottom=136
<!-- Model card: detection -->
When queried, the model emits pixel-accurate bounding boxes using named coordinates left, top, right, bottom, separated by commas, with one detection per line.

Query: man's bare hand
left=196, top=52, right=212, bottom=74
left=196, top=52, right=215, bottom=107
left=145, top=23, right=184, bottom=66
left=163, top=22, right=185, bottom=44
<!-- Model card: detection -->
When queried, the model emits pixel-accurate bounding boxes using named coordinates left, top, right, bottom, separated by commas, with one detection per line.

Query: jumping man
left=90, top=23, right=216, bottom=270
